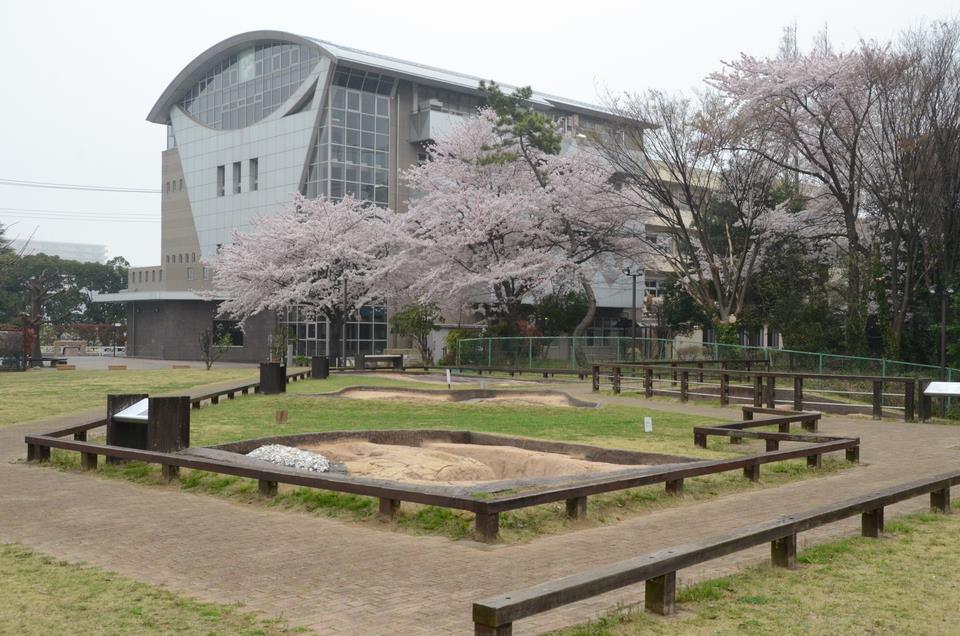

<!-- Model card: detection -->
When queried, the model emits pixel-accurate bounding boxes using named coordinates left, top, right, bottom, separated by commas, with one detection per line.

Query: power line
left=0, top=178, right=160, bottom=194
left=1, top=208, right=159, bottom=224
left=0, top=207, right=160, bottom=219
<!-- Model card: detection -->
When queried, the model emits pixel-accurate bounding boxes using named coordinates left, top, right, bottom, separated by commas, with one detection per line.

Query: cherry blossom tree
left=708, top=43, right=888, bottom=353
left=398, top=107, right=629, bottom=347
left=595, top=90, right=785, bottom=327
left=398, top=109, right=556, bottom=326
left=210, top=195, right=399, bottom=362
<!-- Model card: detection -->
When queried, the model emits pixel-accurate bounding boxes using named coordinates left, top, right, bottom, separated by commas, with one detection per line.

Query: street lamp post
left=112, top=322, right=122, bottom=357
left=623, top=267, right=642, bottom=362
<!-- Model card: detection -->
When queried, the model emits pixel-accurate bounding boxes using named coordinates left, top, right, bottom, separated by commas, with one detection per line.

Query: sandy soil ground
left=338, top=388, right=577, bottom=407
left=298, top=440, right=633, bottom=484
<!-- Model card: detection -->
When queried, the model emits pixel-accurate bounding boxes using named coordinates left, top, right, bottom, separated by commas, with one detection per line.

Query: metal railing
left=456, top=336, right=959, bottom=381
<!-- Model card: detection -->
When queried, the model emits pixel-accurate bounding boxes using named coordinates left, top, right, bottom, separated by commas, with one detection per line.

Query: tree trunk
left=328, top=316, right=344, bottom=367
left=844, top=253, right=868, bottom=355
left=30, top=324, right=42, bottom=367
left=572, top=273, right=597, bottom=368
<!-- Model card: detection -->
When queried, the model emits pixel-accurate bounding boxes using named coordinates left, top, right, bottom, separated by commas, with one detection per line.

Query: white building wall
left=170, top=58, right=332, bottom=258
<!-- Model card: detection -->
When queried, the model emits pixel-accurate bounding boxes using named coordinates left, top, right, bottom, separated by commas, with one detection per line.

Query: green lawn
left=559, top=510, right=960, bottom=635
left=48, top=374, right=848, bottom=542
left=0, top=543, right=304, bottom=635
left=0, top=367, right=258, bottom=427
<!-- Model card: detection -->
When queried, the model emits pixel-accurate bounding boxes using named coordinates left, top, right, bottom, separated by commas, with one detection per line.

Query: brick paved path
left=2, top=380, right=958, bottom=634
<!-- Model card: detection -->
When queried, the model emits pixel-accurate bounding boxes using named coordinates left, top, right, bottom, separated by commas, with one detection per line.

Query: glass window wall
left=178, top=42, right=321, bottom=129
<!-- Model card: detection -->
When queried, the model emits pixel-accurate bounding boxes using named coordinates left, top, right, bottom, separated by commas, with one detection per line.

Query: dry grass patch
left=0, top=543, right=306, bottom=635
left=559, top=511, right=960, bottom=635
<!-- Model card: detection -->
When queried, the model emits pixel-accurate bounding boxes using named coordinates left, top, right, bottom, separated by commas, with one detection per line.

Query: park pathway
left=1, top=380, right=959, bottom=634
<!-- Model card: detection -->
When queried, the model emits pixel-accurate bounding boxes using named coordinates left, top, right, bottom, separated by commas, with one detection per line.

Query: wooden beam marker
left=771, top=533, right=797, bottom=569
left=862, top=508, right=884, bottom=537
left=645, top=572, right=676, bottom=615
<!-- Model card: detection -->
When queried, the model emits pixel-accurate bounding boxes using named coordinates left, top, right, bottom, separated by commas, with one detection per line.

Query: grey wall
left=126, top=300, right=273, bottom=362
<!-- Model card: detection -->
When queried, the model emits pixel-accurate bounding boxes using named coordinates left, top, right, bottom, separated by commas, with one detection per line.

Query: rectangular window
left=233, top=161, right=241, bottom=194
left=216, top=165, right=225, bottom=196
left=186, top=267, right=194, bottom=281
left=249, top=158, right=258, bottom=191
left=202, top=267, right=209, bottom=280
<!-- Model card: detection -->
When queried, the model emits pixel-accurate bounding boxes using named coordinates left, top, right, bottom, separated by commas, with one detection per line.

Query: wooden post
left=191, top=400, right=201, bottom=410
left=872, top=380, right=883, bottom=420
left=846, top=446, right=860, bottom=463
left=806, top=454, right=822, bottom=469
left=73, top=431, right=87, bottom=442
left=161, top=464, right=179, bottom=482
left=694, top=432, right=707, bottom=448
left=904, top=379, right=915, bottom=422
left=771, top=533, right=797, bottom=569
left=765, top=375, right=776, bottom=409
left=801, top=417, right=817, bottom=433
left=697, top=361, right=704, bottom=383
left=931, top=488, right=951, bottom=513
left=919, top=379, right=933, bottom=422
left=81, top=452, right=98, bottom=471
left=730, top=433, right=743, bottom=445
left=644, top=368, right=653, bottom=398
left=743, top=464, right=760, bottom=482
left=565, top=496, right=588, bottom=519
left=765, top=439, right=780, bottom=452
left=258, top=479, right=278, bottom=498
left=379, top=497, right=401, bottom=519
left=862, top=508, right=884, bottom=538
left=753, top=376, right=763, bottom=407
left=147, top=396, right=191, bottom=453
left=680, top=371, right=689, bottom=402
left=476, top=512, right=500, bottom=542
left=671, top=361, right=677, bottom=387
left=612, top=367, right=621, bottom=394
left=592, top=365, right=600, bottom=392
left=211, top=394, right=219, bottom=405
left=720, top=373, right=730, bottom=406
left=793, top=376, right=804, bottom=411
left=645, top=572, right=676, bottom=615
left=666, top=479, right=684, bottom=496
left=778, top=422, right=790, bottom=433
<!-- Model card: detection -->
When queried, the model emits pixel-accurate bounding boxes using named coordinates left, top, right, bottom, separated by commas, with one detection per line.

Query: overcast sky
left=1, top=0, right=956, bottom=266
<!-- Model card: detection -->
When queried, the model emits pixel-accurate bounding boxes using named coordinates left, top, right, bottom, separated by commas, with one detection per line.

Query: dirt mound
left=333, top=387, right=595, bottom=408
left=299, top=440, right=631, bottom=485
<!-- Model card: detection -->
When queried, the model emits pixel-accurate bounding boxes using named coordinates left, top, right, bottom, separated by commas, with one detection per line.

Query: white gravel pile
left=247, top=444, right=332, bottom=473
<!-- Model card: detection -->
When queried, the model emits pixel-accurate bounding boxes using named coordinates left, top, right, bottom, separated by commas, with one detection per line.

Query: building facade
left=96, top=30, right=665, bottom=361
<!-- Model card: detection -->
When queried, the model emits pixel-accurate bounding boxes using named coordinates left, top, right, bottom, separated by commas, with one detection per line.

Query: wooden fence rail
left=593, top=364, right=929, bottom=423
left=473, top=471, right=957, bottom=634
left=25, top=403, right=853, bottom=543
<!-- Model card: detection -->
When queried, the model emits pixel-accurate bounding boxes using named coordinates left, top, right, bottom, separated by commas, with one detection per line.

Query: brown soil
left=338, top=388, right=576, bottom=407
left=298, top=440, right=633, bottom=485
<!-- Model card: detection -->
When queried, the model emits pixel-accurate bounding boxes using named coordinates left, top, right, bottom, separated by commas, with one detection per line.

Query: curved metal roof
left=148, top=30, right=613, bottom=124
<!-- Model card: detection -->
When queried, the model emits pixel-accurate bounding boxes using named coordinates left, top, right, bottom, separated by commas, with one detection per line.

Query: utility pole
left=342, top=275, right=348, bottom=368
left=623, top=267, right=642, bottom=362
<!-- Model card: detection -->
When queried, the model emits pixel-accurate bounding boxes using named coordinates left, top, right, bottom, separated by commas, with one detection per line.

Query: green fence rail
left=455, top=336, right=958, bottom=382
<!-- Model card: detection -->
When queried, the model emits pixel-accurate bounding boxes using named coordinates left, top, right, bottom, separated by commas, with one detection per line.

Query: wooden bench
left=472, top=471, right=958, bottom=634
left=41, top=357, right=67, bottom=367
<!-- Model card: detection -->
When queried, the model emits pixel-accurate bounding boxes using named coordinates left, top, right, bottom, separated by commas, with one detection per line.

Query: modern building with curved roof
left=95, top=31, right=661, bottom=362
